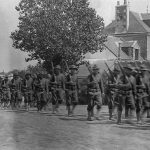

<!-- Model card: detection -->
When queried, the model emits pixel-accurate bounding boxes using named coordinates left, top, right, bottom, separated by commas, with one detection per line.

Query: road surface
left=0, top=105, right=150, bottom=150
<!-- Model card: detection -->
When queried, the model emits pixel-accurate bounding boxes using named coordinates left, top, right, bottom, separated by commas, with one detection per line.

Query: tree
left=11, top=0, right=107, bottom=71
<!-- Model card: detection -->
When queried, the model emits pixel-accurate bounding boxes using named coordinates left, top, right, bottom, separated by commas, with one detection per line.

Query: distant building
left=105, top=0, right=150, bottom=60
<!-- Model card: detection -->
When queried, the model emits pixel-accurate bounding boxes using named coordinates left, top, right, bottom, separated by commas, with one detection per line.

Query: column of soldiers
left=0, top=62, right=150, bottom=125
left=106, top=63, right=150, bottom=125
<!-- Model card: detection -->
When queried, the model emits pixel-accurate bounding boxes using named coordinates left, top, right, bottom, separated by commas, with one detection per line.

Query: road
left=0, top=105, right=150, bottom=150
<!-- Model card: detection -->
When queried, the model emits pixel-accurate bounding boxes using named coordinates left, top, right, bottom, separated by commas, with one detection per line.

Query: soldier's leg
left=95, top=94, right=102, bottom=120
left=51, top=90, right=57, bottom=114
left=125, top=97, right=129, bottom=118
left=117, top=96, right=124, bottom=124
left=42, top=92, right=47, bottom=111
left=107, top=95, right=113, bottom=120
left=147, top=109, right=150, bottom=118
left=127, top=95, right=135, bottom=119
left=66, top=92, right=71, bottom=116
left=136, top=98, right=142, bottom=123
left=87, top=95, right=94, bottom=121
left=141, top=97, right=149, bottom=122
left=71, top=92, right=78, bottom=115
left=146, top=96, right=150, bottom=118
left=36, top=93, right=41, bottom=111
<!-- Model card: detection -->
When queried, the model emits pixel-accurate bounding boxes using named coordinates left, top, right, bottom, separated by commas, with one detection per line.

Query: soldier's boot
left=95, top=109, right=101, bottom=120
left=109, top=109, right=113, bottom=120
left=87, top=111, right=93, bottom=121
left=67, top=106, right=71, bottom=116
left=147, top=109, right=150, bottom=118
left=91, top=109, right=94, bottom=117
left=117, top=111, right=122, bottom=125
left=136, top=112, right=142, bottom=124
left=71, top=105, right=76, bottom=116
left=125, top=108, right=129, bottom=119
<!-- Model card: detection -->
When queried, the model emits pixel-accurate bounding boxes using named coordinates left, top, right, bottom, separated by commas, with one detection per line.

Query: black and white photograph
left=0, top=0, right=150, bottom=149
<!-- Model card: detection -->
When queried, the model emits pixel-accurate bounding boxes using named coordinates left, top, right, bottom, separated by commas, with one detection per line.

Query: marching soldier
left=22, top=72, right=33, bottom=110
left=115, top=65, right=134, bottom=125
left=106, top=68, right=119, bottom=120
left=1, top=75, right=11, bottom=108
left=50, top=65, right=65, bottom=114
left=33, top=73, right=48, bottom=111
left=123, top=66, right=136, bottom=119
left=44, top=74, right=52, bottom=110
left=87, top=64, right=104, bottom=121
left=65, top=65, right=79, bottom=116
left=140, top=65, right=150, bottom=123
left=9, top=72, right=22, bottom=109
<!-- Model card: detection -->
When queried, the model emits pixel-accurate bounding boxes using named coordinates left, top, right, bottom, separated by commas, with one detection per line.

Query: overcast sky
left=0, top=0, right=149, bottom=72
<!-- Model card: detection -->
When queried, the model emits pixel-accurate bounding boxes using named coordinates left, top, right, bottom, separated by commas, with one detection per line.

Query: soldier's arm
left=62, top=74, right=65, bottom=90
left=45, top=79, right=49, bottom=93
left=99, top=77, right=104, bottom=94
left=19, top=79, right=22, bottom=91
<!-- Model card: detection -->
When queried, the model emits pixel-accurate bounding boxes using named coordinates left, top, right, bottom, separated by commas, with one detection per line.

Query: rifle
left=105, top=62, right=116, bottom=83
left=51, top=61, right=56, bottom=82
left=84, top=61, right=94, bottom=82
left=104, top=70, right=110, bottom=78
left=117, top=61, right=128, bottom=84
left=63, top=60, right=71, bottom=82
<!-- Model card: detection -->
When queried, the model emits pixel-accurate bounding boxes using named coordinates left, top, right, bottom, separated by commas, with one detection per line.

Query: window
left=135, top=49, right=139, bottom=60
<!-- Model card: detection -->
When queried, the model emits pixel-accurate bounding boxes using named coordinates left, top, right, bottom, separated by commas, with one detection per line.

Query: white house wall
left=147, top=35, right=150, bottom=60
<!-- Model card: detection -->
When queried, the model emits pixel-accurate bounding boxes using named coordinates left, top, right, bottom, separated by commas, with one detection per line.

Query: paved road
left=0, top=106, right=150, bottom=150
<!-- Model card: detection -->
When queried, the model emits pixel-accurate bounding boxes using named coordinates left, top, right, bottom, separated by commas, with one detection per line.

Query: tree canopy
left=11, top=0, right=107, bottom=70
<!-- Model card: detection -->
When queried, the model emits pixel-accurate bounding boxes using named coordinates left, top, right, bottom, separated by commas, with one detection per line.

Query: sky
left=0, top=0, right=149, bottom=72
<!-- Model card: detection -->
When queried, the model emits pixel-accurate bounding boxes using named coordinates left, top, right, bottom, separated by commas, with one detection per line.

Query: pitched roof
left=129, top=11, right=150, bottom=33
left=141, top=13, right=150, bottom=20
left=105, top=11, right=150, bottom=34
left=104, top=36, right=131, bottom=60
left=121, top=41, right=135, bottom=47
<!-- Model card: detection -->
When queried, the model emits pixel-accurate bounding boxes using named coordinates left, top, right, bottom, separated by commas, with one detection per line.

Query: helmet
left=13, top=72, right=19, bottom=77
left=25, top=71, right=31, bottom=76
left=4, top=75, right=8, bottom=78
left=92, top=65, right=99, bottom=70
left=69, top=65, right=77, bottom=70
left=140, top=64, right=149, bottom=72
left=55, top=65, right=61, bottom=70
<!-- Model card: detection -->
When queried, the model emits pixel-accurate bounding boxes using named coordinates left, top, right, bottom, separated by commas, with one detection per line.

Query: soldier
left=87, top=64, right=104, bottom=121
left=33, top=73, right=48, bottom=111
left=123, top=66, right=136, bottom=119
left=105, top=68, right=119, bottom=120
left=50, top=65, right=65, bottom=114
left=65, top=65, right=79, bottom=116
left=140, top=65, right=150, bottom=123
left=115, top=65, right=134, bottom=125
left=22, top=72, right=33, bottom=110
left=10, top=72, right=22, bottom=109
left=43, top=73, right=51, bottom=111
left=1, top=75, right=11, bottom=108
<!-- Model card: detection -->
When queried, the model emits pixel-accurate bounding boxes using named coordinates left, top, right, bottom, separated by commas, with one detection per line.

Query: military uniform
left=1, top=76, right=11, bottom=100
left=50, top=65, right=65, bottom=113
left=140, top=65, right=150, bottom=122
left=123, top=66, right=136, bottom=118
left=65, top=65, right=79, bottom=116
left=87, top=65, right=104, bottom=121
left=115, top=72, right=134, bottom=124
left=1, top=76, right=11, bottom=108
left=33, top=74, right=48, bottom=111
left=10, top=73, right=22, bottom=109
left=22, top=72, right=33, bottom=110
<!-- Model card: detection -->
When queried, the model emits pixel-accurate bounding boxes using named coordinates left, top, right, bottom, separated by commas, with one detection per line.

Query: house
left=105, top=0, right=150, bottom=60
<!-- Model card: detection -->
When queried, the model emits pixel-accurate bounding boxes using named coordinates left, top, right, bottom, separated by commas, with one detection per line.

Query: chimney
left=117, top=1, right=120, bottom=6
left=124, top=0, right=127, bottom=5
